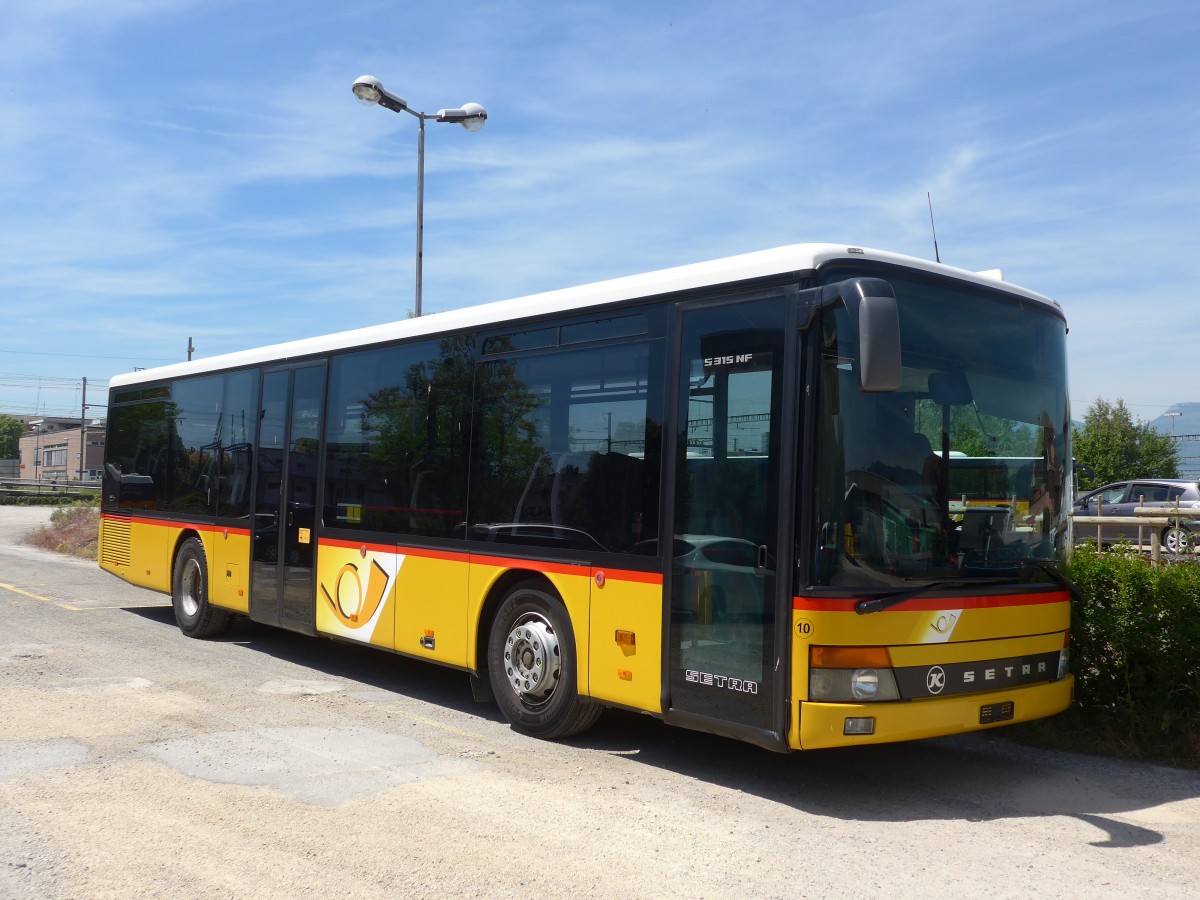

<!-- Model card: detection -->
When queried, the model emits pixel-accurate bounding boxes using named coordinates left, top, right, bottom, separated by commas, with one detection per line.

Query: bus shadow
left=121, top=606, right=503, bottom=723
left=581, top=711, right=1200, bottom=848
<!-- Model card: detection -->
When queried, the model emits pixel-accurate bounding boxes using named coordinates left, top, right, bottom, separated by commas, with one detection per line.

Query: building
left=15, top=417, right=107, bottom=483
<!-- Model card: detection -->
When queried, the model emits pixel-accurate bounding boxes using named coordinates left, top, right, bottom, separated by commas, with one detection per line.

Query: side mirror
left=819, top=277, right=901, bottom=392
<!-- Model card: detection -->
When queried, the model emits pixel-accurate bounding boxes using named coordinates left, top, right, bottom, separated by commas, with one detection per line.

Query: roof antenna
left=927, top=192, right=941, bottom=263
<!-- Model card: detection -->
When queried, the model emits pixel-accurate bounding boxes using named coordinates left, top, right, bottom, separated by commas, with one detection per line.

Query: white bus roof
left=109, top=243, right=1060, bottom=390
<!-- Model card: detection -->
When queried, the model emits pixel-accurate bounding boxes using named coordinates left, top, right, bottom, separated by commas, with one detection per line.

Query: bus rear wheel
left=172, top=538, right=232, bottom=638
left=487, top=582, right=602, bottom=739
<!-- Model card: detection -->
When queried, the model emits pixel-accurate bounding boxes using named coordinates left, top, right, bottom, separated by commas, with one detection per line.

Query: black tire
left=172, top=538, right=232, bottom=638
left=487, top=581, right=602, bottom=739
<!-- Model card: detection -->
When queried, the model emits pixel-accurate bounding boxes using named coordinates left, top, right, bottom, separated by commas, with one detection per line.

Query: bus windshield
left=813, top=267, right=1069, bottom=588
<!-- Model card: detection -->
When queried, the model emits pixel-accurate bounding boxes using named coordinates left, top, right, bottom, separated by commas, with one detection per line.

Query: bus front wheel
left=172, top=538, right=232, bottom=638
left=487, top=582, right=602, bottom=739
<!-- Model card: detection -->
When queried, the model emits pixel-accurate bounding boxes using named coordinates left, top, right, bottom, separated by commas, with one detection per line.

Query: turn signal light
left=810, top=645, right=891, bottom=668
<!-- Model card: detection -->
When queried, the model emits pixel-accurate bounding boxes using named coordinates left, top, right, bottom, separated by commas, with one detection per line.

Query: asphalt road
left=2, top=508, right=1199, bottom=898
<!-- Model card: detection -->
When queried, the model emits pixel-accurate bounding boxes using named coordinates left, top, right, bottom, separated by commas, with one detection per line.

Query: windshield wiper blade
left=855, top=578, right=1007, bottom=615
left=855, top=559, right=1078, bottom=616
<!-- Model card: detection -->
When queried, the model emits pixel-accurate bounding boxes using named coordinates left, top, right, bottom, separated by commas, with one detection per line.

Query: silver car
left=1072, top=479, right=1200, bottom=552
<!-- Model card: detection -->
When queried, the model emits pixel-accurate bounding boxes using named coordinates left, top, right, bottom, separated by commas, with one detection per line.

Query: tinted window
left=813, top=267, right=1070, bottom=586
left=324, top=337, right=472, bottom=537
left=482, top=328, right=556, bottom=356
left=166, top=376, right=225, bottom=514
left=561, top=314, right=648, bottom=345
left=216, top=370, right=259, bottom=518
left=1133, top=483, right=1169, bottom=503
left=104, top=399, right=171, bottom=511
left=104, top=371, right=259, bottom=516
left=469, top=341, right=664, bottom=553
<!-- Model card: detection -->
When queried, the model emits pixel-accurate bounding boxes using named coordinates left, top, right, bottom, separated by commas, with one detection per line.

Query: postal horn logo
left=319, top=558, right=390, bottom=629
left=926, top=665, right=947, bottom=695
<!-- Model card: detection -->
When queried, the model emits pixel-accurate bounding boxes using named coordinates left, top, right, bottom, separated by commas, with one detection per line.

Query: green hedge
left=1051, top=548, right=1200, bottom=767
left=0, top=492, right=99, bottom=507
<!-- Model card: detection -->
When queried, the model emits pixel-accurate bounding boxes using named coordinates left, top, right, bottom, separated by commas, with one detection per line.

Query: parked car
left=1072, top=479, right=1200, bottom=552
left=636, top=535, right=767, bottom=625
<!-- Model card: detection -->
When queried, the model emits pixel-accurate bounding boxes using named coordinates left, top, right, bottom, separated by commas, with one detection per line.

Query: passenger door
left=664, top=291, right=796, bottom=746
left=250, top=364, right=325, bottom=632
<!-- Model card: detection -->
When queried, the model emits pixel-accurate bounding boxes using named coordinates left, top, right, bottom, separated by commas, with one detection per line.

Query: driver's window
left=1099, top=486, right=1127, bottom=505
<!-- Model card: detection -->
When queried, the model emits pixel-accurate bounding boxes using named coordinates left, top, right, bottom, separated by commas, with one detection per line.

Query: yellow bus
left=98, top=244, right=1073, bottom=750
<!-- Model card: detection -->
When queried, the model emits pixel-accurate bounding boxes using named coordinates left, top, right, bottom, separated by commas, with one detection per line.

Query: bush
left=24, top=503, right=100, bottom=559
left=1052, top=548, right=1200, bottom=767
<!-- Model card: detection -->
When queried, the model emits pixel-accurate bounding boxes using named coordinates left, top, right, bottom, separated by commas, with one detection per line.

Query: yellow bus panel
left=587, top=568, right=663, bottom=713
left=391, top=549, right=470, bottom=665
left=210, top=527, right=251, bottom=613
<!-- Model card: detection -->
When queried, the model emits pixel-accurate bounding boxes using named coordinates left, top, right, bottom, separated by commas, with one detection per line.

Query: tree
left=1072, top=398, right=1178, bottom=489
left=0, top=415, right=22, bottom=460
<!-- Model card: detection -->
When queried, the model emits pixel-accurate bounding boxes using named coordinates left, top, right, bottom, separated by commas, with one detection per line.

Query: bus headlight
left=809, top=668, right=901, bottom=702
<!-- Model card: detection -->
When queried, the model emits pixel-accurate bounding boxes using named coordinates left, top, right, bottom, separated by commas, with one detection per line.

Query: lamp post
left=1166, top=411, right=1183, bottom=433
left=30, top=420, right=42, bottom=484
left=352, top=75, right=487, bottom=317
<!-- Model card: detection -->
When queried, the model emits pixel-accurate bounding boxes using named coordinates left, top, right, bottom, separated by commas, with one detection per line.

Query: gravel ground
left=0, top=506, right=54, bottom=544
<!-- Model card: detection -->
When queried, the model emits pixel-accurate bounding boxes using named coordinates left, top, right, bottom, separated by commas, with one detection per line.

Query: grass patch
left=24, top=503, right=100, bottom=559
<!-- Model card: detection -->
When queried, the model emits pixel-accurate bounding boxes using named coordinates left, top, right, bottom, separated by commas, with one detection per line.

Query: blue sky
left=2, top=1, right=1197, bottom=426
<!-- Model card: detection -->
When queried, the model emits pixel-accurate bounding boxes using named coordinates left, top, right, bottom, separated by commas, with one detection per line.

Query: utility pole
left=79, top=377, right=88, bottom=482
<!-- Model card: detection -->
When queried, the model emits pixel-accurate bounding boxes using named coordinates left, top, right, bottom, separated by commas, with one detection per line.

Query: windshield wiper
left=855, top=578, right=1008, bottom=615
left=855, top=558, right=1078, bottom=616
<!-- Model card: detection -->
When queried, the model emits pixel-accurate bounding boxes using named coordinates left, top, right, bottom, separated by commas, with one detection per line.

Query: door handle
left=756, top=544, right=769, bottom=572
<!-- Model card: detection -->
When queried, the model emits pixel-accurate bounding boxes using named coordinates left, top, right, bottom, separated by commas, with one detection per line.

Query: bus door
left=665, top=292, right=795, bottom=747
left=250, top=364, right=325, bottom=633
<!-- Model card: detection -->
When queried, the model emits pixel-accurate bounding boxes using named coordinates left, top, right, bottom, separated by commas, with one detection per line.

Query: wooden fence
left=1074, top=503, right=1200, bottom=565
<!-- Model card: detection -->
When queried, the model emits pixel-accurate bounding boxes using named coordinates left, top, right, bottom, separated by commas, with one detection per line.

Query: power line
left=0, top=347, right=178, bottom=363
left=0, top=375, right=90, bottom=391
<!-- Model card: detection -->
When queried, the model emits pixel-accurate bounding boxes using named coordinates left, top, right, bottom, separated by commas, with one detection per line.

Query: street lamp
left=30, top=420, right=42, bottom=484
left=352, top=74, right=487, bottom=317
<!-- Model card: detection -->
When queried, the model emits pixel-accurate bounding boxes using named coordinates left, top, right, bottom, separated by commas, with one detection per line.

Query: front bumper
left=793, top=674, right=1074, bottom=750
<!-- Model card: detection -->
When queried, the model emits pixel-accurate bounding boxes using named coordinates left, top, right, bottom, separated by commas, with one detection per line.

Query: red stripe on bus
left=468, top=553, right=590, bottom=577
left=793, top=590, right=1070, bottom=612
left=319, top=536, right=469, bottom=564
left=100, top=514, right=251, bottom=538
left=318, top=540, right=663, bottom=584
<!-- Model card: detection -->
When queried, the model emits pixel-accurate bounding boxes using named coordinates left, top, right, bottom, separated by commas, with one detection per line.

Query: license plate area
left=979, top=701, right=1015, bottom=725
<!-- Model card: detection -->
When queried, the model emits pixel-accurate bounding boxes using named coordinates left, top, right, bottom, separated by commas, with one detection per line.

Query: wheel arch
left=473, top=568, right=558, bottom=677
left=171, top=528, right=206, bottom=580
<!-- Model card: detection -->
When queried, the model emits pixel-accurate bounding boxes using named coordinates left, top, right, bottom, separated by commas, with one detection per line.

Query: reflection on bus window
left=813, top=269, right=1069, bottom=587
